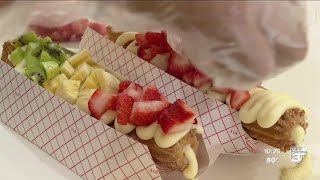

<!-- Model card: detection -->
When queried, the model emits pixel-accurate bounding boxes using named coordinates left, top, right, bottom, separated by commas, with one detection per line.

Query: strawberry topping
left=89, top=90, right=115, bottom=119
left=229, top=90, right=250, bottom=110
left=167, top=52, right=193, bottom=79
left=129, top=101, right=169, bottom=126
left=158, top=99, right=198, bottom=134
left=105, top=94, right=117, bottom=111
left=119, top=80, right=132, bottom=93
left=142, top=84, right=161, bottom=101
left=137, top=47, right=159, bottom=62
left=193, top=119, right=198, bottom=124
left=116, top=93, right=135, bottom=125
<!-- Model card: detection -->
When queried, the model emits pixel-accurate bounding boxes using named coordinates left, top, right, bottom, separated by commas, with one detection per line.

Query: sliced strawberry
left=127, top=82, right=143, bottom=94
left=142, top=84, right=161, bottom=101
left=105, top=94, right=117, bottom=111
left=158, top=99, right=198, bottom=134
left=137, top=47, right=158, bottom=61
left=193, top=119, right=198, bottom=124
left=145, top=32, right=167, bottom=47
left=193, top=70, right=210, bottom=87
left=182, top=70, right=195, bottom=86
left=135, top=33, right=149, bottom=48
left=89, top=90, right=110, bottom=119
left=119, top=80, right=132, bottom=93
left=149, top=53, right=169, bottom=71
left=116, top=93, right=135, bottom=125
left=123, top=88, right=142, bottom=101
left=160, top=94, right=168, bottom=102
left=129, top=101, right=169, bottom=126
left=229, top=90, right=250, bottom=110
left=167, top=52, right=192, bottom=79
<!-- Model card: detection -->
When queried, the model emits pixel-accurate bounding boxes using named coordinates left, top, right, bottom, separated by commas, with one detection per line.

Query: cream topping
left=136, top=122, right=159, bottom=140
left=154, top=128, right=190, bottom=148
left=193, top=124, right=204, bottom=134
left=100, top=110, right=117, bottom=125
left=239, top=88, right=308, bottom=128
left=115, top=32, right=137, bottom=46
left=126, top=40, right=139, bottom=55
left=135, top=121, right=204, bottom=147
left=114, top=119, right=136, bottom=134
left=183, top=144, right=198, bottom=179
left=291, top=126, right=306, bottom=146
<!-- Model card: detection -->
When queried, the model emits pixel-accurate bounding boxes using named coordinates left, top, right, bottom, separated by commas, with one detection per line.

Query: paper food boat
left=0, top=28, right=264, bottom=180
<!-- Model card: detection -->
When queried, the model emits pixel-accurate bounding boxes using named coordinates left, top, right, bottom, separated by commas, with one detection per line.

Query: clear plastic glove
left=101, top=1, right=308, bottom=90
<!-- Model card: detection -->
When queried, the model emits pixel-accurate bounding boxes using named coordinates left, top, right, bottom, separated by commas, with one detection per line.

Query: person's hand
left=103, top=1, right=308, bottom=90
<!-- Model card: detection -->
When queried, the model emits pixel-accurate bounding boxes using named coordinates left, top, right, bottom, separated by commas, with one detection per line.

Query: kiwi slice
left=42, top=43, right=68, bottom=63
left=25, top=65, right=47, bottom=85
left=40, top=51, right=61, bottom=65
left=26, top=53, right=39, bottom=67
left=39, top=36, right=53, bottom=44
left=10, top=47, right=25, bottom=66
left=12, top=32, right=39, bottom=48
left=41, top=61, right=60, bottom=80
left=14, top=59, right=27, bottom=75
left=25, top=42, right=43, bottom=59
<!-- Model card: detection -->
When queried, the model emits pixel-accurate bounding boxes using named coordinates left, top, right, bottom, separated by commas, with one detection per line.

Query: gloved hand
left=102, top=1, right=308, bottom=90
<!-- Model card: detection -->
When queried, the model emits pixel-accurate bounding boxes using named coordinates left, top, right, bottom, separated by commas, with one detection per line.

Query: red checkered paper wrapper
left=0, top=30, right=220, bottom=180
left=80, top=28, right=268, bottom=155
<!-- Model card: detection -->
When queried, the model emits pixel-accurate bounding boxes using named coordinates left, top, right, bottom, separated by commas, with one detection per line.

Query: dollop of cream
left=100, top=110, right=117, bottom=125
left=115, top=32, right=137, bottom=46
left=136, top=122, right=159, bottom=140
left=114, top=119, right=136, bottom=134
left=291, top=126, right=306, bottom=146
left=239, top=88, right=309, bottom=128
left=183, top=144, right=198, bottom=179
left=126, top=40, right=139, bottom=55
left=281, top=154, right=312, bottom=180
left=154, top=128, right=190, bottom=148
left=193, top=124, right=204, bottom=134
left=115, top=32, right=139, bottom=55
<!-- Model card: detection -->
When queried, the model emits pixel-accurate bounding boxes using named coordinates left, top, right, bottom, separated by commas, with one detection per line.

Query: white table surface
left=0, top=2, right=319, bottom=180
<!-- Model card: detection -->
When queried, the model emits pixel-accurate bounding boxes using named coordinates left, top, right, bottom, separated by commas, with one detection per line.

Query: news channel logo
left=290, top=146, right=307, bottom=164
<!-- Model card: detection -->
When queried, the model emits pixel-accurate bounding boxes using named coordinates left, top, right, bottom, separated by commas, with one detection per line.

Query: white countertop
left=0, top=2, right=319, bottom=180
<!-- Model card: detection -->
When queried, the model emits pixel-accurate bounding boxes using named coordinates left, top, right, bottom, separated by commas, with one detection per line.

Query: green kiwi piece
left=41, top=61, right=60, bottom=80
left=39, top=36, right=53, bottom=44
left=12, top=32, right=39, bottom=48
left=39, top=51, right=61, bottom=65
left=25, top=42, right=43, bottom=58
left=14, top=59, right=27, bottom=75
left=42, top=44, right=68, bottom=63
left=26, top=53, right=39, bottom=67
left=10, top=47, right=25, bottom=66
left=25, top=65, right=47, bottom=85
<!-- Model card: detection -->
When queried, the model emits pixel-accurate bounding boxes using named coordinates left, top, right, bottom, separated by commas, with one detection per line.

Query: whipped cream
left=100, top=110, right=117, bottom=125
left=239, top=88, right=309, bottom=128
left=154, top=128, right=190, bottom=148
left=183, top=144, right=198, bottom=179
left=136, top=122, right=159, bottom=140
left=115, top=32, right=139, bottom=54
left=115, top=32, right=137, bottom=46
left=193, top=124, right=204, bottom=134
left=114, top=119, right=136, bottom=134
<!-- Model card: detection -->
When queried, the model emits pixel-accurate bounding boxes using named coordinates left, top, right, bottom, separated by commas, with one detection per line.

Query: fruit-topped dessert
left=1, top=33, right=204, bottom=179
left=87, top=80, right=204, bottom=179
